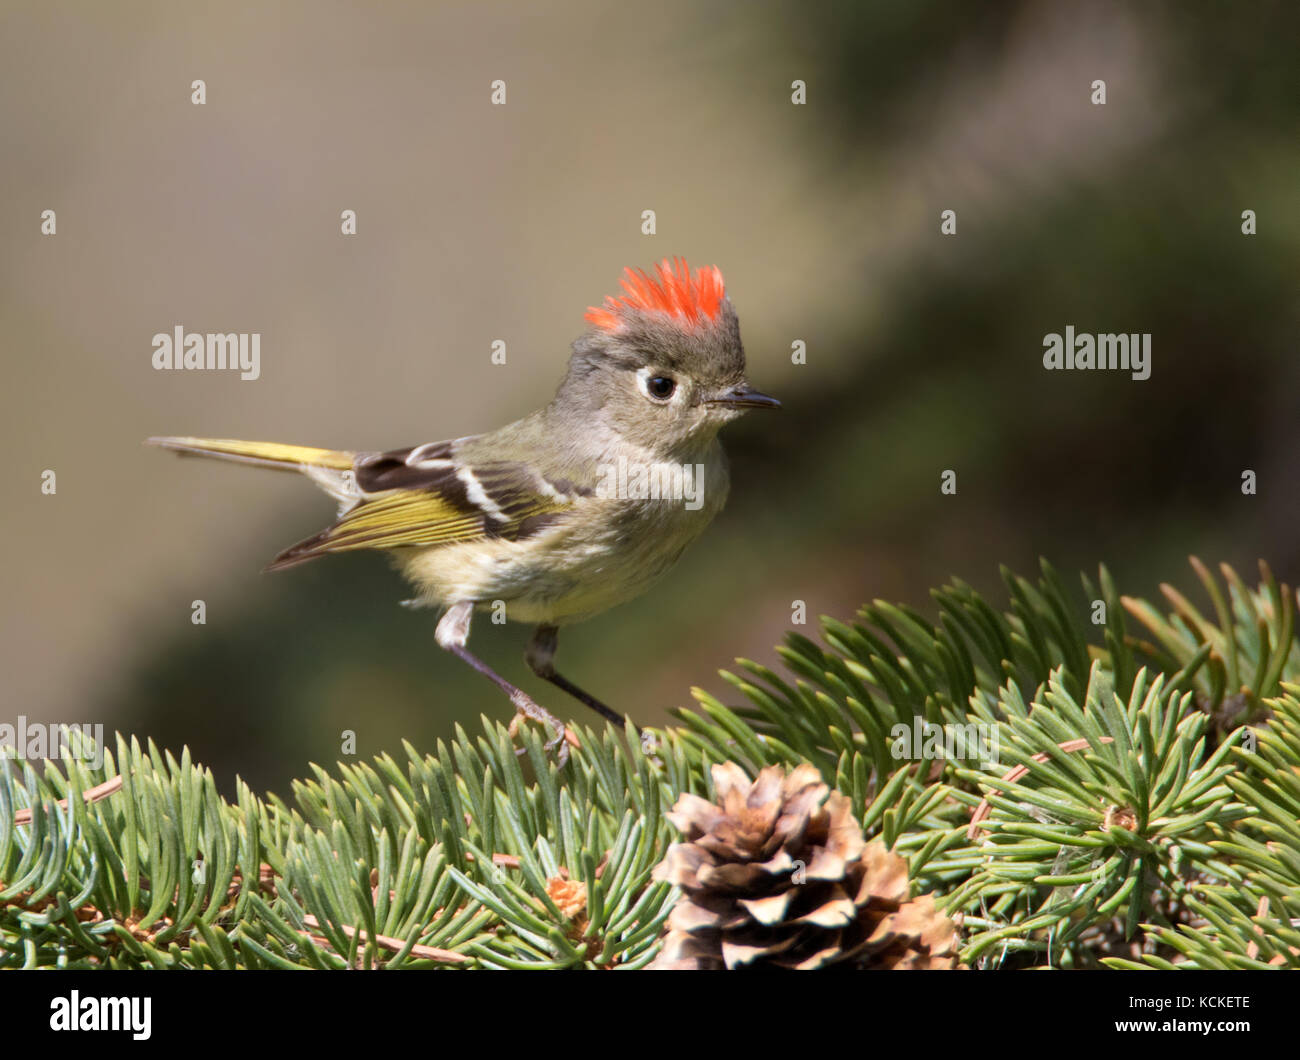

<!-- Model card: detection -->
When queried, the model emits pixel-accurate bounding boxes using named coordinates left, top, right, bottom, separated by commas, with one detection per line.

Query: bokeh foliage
left=105, top=0, right=1300, bottom=798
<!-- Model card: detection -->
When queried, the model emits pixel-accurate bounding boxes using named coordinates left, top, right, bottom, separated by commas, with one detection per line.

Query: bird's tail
left=146, top=435, right=364, bottom=522
left=146, top=436, right=355, bottom=471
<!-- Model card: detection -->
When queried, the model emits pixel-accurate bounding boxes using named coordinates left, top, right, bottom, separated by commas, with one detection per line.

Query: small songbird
left=148, top=258, right=778, bottom=759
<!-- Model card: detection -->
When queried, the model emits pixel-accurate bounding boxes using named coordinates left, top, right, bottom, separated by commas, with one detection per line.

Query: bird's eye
left=646, top=375, right=676, bottom=400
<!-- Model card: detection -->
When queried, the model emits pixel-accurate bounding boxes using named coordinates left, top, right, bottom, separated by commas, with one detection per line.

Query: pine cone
left=650, top=762, right=961, bottom=969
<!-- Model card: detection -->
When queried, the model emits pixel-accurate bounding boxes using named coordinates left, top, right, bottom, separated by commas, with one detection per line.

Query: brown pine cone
left=650, top=762, right=961, bottom=969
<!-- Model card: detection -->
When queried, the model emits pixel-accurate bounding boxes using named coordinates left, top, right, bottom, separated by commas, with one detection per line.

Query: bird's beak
left=705, top=384, right=782, bottom=410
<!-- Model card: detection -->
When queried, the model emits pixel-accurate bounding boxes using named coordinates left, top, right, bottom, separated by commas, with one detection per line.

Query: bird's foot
left=507, top=691, right=579, bottom=765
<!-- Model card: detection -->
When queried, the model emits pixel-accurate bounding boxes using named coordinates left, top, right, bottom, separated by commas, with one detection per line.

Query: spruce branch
left=4, top=558, right=1299, bottom=969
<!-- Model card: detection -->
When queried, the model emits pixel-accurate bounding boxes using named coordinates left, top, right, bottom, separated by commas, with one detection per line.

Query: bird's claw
left=508, top=694, right=578, bottom=766
left=543, top=727, right=571, bottom=767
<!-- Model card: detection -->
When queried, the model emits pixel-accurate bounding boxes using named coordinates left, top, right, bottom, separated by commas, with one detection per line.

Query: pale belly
left=397, top=458, right=729, bottom=626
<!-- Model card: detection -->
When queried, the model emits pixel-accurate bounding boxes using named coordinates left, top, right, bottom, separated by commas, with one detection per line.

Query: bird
left=148, top=258, right=779, bottom=760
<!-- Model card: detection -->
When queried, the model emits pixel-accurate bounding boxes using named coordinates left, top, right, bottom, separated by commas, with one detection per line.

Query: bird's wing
left=266, top=440, right=586, bottom=570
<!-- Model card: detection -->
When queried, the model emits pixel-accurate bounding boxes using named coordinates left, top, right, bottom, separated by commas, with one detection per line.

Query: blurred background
left=3, top=1, right=1296, bottom=795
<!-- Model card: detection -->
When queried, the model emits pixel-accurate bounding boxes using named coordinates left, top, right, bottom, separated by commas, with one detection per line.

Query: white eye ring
left=637, top=366, right=678, bottom=403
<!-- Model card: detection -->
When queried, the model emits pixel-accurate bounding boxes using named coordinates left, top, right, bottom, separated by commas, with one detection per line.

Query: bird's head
left=556, top=258, right=779, bottom=454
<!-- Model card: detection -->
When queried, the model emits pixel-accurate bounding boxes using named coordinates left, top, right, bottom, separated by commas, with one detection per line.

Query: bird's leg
left=436, top=602, right=572, bottom=762
left=526, top=625, right=624, bottom=725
